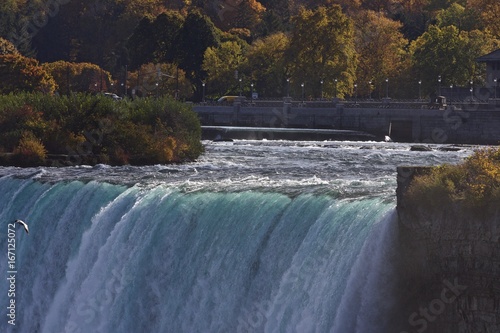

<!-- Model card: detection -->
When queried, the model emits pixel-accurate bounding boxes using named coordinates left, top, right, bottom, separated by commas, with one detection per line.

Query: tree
left=286, top=5, right=357, bottom=98
left=202, top=41, right=246, bottom=97
left=127, top=17, right=157, bottom=70
left=43, top=61, right=112, bottom=94
left=127, top=63, right=193, bottom=99
left=410, top=25, right=500, bottom=94
left=0, top=54, right=56, bottom=94
left=468, top=0, right=500, bottom=38
left=0, top=37, right=19, bottom=55
left=235, top=0, right=266, bottom=31
left=175, top=10, right=221, bottom=99
left=353, top=10, right=410, bottom=98
left=435, top=3, right=483, bottom=32
left=152, top=11, right=185, bottom=63
left=244, top=32, right=289, bottom=97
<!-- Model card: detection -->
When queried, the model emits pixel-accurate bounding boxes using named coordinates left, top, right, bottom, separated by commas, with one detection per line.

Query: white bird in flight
left=15, top=220, right=29, bottom=234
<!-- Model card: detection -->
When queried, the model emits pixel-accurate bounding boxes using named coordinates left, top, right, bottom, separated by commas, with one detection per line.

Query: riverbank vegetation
left=1, top=1, right=499, bottom=101
left=406, top=148, right=500, bottom=212
left=0, top=93, right=203, bottom=166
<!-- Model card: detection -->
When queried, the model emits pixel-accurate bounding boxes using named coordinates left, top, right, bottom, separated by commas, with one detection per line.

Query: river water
left=0, top=140, right=473, bottom=332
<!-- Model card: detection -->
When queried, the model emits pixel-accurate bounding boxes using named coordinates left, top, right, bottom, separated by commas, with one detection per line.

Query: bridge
left=193, top=98, right=500, bottom=144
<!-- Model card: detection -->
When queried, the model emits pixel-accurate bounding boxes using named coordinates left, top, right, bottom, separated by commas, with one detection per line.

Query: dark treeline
left=1, top=0, right=500, bottom=100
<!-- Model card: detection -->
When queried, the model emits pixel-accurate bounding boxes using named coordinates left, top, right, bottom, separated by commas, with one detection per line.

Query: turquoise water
left=0, top=140, right=472, bottom=332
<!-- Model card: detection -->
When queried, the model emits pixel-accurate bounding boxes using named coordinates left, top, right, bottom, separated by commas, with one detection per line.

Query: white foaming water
left=0, top=140, right=473, bottom=332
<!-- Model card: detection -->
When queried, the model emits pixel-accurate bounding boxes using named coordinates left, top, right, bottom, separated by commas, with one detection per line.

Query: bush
left=11, top=132, right=47, bottom=166
left=0, top=93, right=203, bottom=166
left=406, top=147, right=500, bottom=212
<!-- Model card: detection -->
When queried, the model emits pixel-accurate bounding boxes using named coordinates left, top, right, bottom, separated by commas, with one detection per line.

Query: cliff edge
left=396, top=165, right=500, bottom=333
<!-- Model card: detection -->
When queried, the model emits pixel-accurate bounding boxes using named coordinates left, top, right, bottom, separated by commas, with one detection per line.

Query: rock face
left=395, top=166, right=500, bottom=333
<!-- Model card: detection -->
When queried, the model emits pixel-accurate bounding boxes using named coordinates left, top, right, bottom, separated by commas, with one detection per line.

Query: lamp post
left=202, top=82, right=205, bottom=103
left=385, top=78, right=389, bottom=98
left=239, top=78, right=242, bottom=97
left=368, top=81, right=372, bottom=99
left=418, top=80, right=422, bottom=100
left=301, top=82, right=305, bottom=104
left=286, top=78, right=290, bottom=97
left=495, top=78, right=498, bottom=99
left=250, top=83, right=254, bottom=100
left=155, top=82, right=159, bottom=98
left=470, top=80, right=473, bottom=100
left=354, top=83, right=357, bottom=101
left=320, top=80, right=324, bottom=100
left=334, top=78, right=338, bottom=98
left=450, top=84, right=453, bottom=101
left=438, top=75, right=441, bottom=96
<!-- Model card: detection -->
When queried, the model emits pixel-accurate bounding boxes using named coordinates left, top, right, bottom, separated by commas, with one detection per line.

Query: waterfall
left=0, top=176, right=398, bottom=333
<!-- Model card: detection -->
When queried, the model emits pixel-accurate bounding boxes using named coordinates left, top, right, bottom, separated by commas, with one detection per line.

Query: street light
left=494, top=78, right=498, bottom=99
left=320, top=80, right=324, bottom=100
left=438, top=75, right=441, bottom=96
left=470, top=80, right=473, bottom=100
left=250, top=83, right=254, bottom=100
left=334, top=78, right=338, bottom=98
left=202, top=82, right=205, bottom=103
left=385, top=78, right=389, bottom=98
left=354, top=83, right=357, bottom=100
left=239, top=78, right=242, bottom=97
left=301, top=82, right=305, bottom=104
left=368, top=81, right=372, bottom=99
left=450, top=84, right=453, bottom=101
left=418, top=80, right=422, bottom=100
left=286, top=78, right=290, bottom=97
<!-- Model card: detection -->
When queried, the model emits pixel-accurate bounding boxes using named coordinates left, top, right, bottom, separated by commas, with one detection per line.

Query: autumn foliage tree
left=0, top=53, right=56, bottom=94
left=43, top=61, right=112, bottom=94
left=354, top=10, right=410, bottom=98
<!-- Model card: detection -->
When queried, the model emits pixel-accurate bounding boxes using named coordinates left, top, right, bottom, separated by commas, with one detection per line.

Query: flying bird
left=15, top=220, right=29, bottom=234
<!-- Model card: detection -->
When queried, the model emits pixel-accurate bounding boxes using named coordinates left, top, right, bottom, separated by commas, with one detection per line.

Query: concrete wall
left=194, top=102, right=500, bottom=144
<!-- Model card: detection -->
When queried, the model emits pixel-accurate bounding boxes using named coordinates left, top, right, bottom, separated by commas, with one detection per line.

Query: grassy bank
left=0, top=93, right=204, bottom=166
left=405, top=148, right=500, bottom=212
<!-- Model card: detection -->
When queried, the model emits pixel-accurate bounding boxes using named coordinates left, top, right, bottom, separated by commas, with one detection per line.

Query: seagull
left=15, top=220, right=29, bottom=234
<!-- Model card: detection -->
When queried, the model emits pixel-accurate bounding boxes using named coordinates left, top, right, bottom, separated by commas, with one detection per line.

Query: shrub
left=0, top=93, right=203, bottom=166
left=11, top=132, right=47, bottom=166
left=406, top=147, right=500, bottom=212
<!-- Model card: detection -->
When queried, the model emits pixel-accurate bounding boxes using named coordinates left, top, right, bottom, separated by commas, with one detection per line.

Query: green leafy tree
left=286, top=5, right=357, bottom=98
left=435, top=3, right=483, bottom=32
left=244, top=32, right=289, bottom=97
left=202, top=41, right=246, bottom=97
left=411, top=25, right=500, bottom=94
